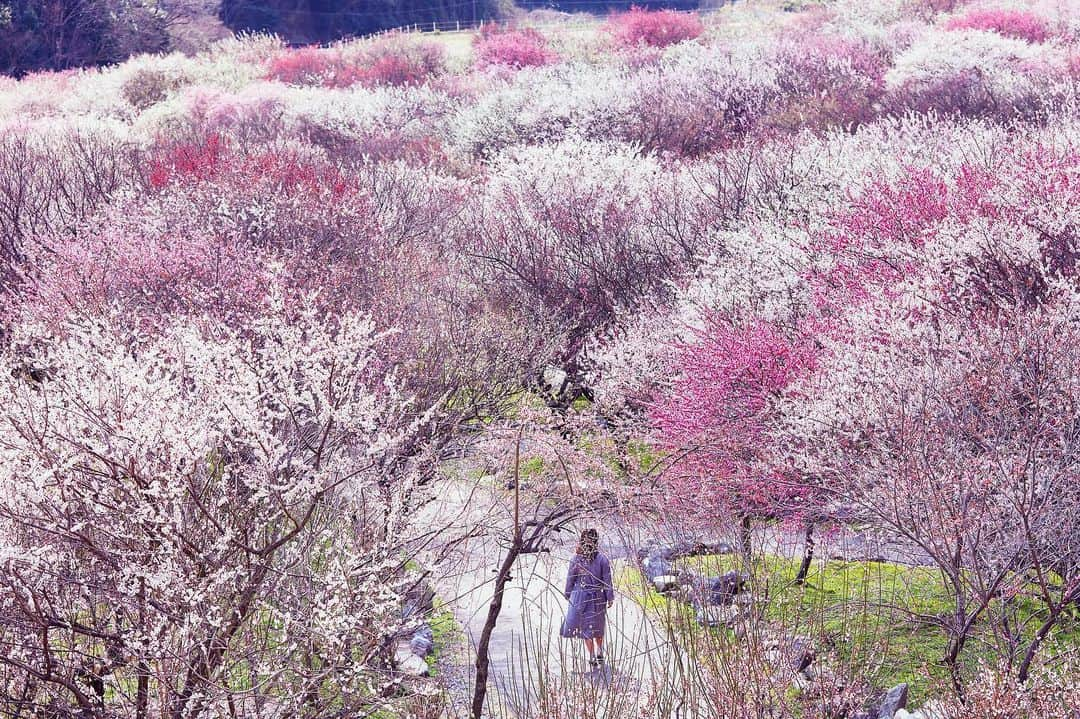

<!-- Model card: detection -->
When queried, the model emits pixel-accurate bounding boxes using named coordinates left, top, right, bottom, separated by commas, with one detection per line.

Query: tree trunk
left=1017, top=608, right=1061, bottom=683
left=943, top=618, right=972, bottom=700
left=794, top=523, right=814, bottom=586
left=471, top=429, right=525, bottom=719
left=738, top=515, right=752, bottom=569
left=470, top=536, right=521, bottom=719
left=136, top=579, right=148, bottom=719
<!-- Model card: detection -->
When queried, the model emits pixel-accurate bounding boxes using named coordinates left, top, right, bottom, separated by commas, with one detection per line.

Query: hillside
left=0, top=2, right=1078, bottom=718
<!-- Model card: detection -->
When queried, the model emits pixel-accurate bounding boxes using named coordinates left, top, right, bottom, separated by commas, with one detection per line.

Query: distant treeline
left=517, top=1, right=700, bottom=11
left=216, top=1, right=707, bottom=45
left=0, top=0, right=706, bottom=77
left=218, top=0, right=510, bottom=44
left=0, top=0, right=170, bottom=77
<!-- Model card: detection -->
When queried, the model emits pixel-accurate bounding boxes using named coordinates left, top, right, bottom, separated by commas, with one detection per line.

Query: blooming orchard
left=0, top=0, right=1078, bottom=716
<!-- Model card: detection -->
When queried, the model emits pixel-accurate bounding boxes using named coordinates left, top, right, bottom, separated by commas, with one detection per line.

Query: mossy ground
left=618, top=552, right=1080, bottom=703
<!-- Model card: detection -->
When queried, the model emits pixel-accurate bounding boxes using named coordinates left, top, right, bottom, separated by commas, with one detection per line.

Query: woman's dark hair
left=576, top=528, right=599, bottom=562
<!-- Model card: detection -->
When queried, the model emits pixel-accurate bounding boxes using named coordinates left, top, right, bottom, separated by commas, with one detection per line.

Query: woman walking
left=560, top=528, right=614, bottom=667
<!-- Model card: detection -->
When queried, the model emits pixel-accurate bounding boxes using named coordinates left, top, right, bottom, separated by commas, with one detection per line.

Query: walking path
left=420, top=479, right=684, bottom=718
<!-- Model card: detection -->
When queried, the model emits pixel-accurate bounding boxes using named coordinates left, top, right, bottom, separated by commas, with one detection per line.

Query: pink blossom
left=473, top=27, right=559, bottom=69
left=945, top=7, right=1052, bottom=43
left=606, top=8, right=704, bottom=49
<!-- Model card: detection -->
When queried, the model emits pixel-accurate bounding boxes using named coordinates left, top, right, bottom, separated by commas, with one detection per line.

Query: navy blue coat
left=560, top=553, right=614, bottom=639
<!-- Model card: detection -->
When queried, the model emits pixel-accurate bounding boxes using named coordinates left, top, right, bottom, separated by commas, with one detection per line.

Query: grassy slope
left=619, top=553, right=1080, bottom=703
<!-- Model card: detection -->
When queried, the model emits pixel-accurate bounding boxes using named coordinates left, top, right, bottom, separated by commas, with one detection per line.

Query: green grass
left=425, top=598, right=463, bottom=676
left=619, top=552, right=1080, bottom=704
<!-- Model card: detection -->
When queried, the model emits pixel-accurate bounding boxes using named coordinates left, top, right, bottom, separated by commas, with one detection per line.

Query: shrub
left=944, top=7, right=1051, bottom=43
left=606, top=7, right=703, bottom=49
left=884, top=28, right=1070, bottom=120
left=937, top=664, right=1080, bottom=719
left=619, top=42, right=779, bottom=156
left=360, top=32, right=446, bottom=86
left=771, top=33, right=887, bottom=130
left=266, top=46, right=336, bottom=85
left=266, top=35, right=445, bottom=88
left=473, top=28, right=559, bottom=69
left=121, top=67, right=189, bottom=110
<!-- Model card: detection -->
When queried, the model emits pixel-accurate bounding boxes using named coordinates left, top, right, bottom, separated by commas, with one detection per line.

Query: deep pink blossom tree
left=945, top=8, right=1051, bottom=43
left=606, top=8, right=704, bottom=49
left=652, top=314, right=818, bottom=572
left=473, top=27, right=559, bottom=69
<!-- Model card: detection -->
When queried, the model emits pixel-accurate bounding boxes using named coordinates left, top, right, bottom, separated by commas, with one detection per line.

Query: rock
left=638, top=538, right=732, bottom=563
left=894, top=711, right=915, bottom=719
left=641, top=552, right=673, bottom=582
left=707, top=571, right=749, bottom=605
left=656, top=539, right=733, bottom=561
left=762, top=636, right=814, bottom=674
left=652, top=575, right=680, bottom=594
left=696, top=605, right=740, bottom=627
left=914, top=700, right=947, bottom=719
left=399, top=654, right=430, bottom=677
left=542, top=365, right=568, bottom=395
left=410, top=625, right=434, bottom=657
left=828, top=551, right=887, bottom=563
left=792, top=672, right=811, bottom=694
left=395, top=641, right=430, bottom=677
left=402, top=580, right=435, bottom=620
left=878, top=684, right=908, bottom=719
left=789, top=636, right=815, bottom=673
left=671, top=584, right=695, bottom=605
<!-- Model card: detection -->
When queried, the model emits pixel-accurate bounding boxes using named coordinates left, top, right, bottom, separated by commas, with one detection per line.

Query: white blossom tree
left=0, top=298, right=442, bottom=718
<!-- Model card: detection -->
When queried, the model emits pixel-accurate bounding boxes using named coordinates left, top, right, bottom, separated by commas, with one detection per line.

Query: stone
left=894, top=711, right=914, bottom=719
left=402, top=580, right=435, bottom=620
left=642, top=552, right=673, bottom=582
left=542, top=365, right=568, bottom=395
left=395, top=641, right=430, bottom=677
left=733, top=591, right=755, bottom=607
left=707, top=571, right=749, bottom=605
left=410, top=625, right=434, bottom=657
left=878, top=684, right=908, bottom=719
left=828, top=551, right=887, bottom=564
left=656, top=539, right=733, bottom=561
left=789, top=636, right=815, bottom=673
left=915, top=700, right=947, bottom=719
left=792, top=672, right=811, bottom=694
left=652, top=575, right=680, bottom=594
left=398, top=653, right=430, bottom=677
left=696, top=605, right=740, bottom=627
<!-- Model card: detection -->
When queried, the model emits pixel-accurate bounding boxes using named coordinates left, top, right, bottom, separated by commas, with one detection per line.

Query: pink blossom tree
left=945, top=7, right=1052, bottom=43
left=473, top=27, right=559, bottom=70
left=652, top=314, right=819, bottom=575
left=606, top=8, right=704, bottom=49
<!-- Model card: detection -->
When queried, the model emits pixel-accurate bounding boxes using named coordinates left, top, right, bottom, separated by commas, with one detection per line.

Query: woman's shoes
left=589, top=654, right=605, bottom=668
